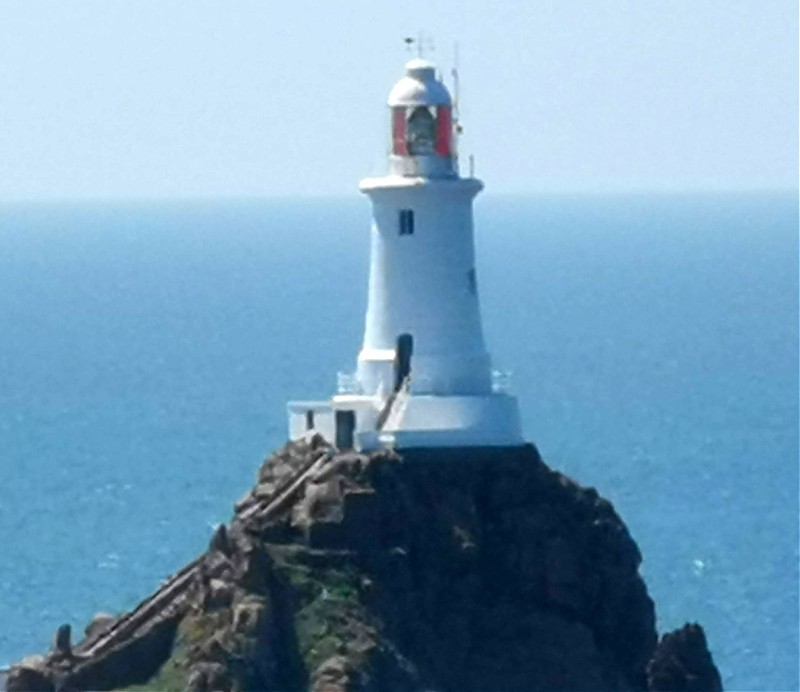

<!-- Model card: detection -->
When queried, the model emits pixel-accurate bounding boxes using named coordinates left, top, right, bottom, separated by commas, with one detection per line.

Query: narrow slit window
left=399, top=209, right=414, bottom=236
left=467, top=268, right=477, bottom=295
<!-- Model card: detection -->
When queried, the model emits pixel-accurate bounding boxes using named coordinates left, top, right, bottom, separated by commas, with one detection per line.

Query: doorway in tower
left=393, top=333, right=414, bottom=392
left=335, top=410, right=356, bottom=450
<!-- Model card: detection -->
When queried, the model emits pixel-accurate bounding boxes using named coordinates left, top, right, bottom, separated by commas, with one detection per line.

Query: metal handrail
left=375, top=375, right=410, bottom=431
left=336, top=372, right=362, bottom=395
left=491, top=369, right=513, bottom=394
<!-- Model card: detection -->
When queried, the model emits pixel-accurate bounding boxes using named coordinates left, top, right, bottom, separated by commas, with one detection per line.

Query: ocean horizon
left=0, top=192, right=797, bottom=690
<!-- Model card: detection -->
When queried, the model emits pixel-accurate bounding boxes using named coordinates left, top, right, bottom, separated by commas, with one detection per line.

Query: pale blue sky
left=0, top=1, right=796, bottom=199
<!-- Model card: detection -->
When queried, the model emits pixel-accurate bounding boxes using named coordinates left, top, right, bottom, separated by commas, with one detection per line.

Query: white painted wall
left=357, top=176, right=493, bottom=396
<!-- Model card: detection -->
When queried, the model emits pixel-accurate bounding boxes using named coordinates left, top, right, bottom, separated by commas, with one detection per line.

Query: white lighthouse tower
left=288, top=58, right=523, bottom=449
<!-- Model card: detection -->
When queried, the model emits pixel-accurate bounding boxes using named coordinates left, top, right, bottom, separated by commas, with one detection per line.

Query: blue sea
left=0, top=193, right=797, bottom=690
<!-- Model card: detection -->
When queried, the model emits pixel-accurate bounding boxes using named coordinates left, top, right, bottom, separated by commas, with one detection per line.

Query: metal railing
left=491, top=369, right=513, bottom=394
left=336, top=372, right=362, bottom=395
left=337, top=370, right=513, bottom=396
left=377, top=376, right=411, bottom=431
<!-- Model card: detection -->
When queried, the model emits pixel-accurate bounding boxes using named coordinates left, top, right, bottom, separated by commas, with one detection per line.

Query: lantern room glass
left=391, top=105, right=453, bottom=158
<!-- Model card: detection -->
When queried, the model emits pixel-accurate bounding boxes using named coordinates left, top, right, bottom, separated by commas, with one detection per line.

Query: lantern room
left=387, top=59, right=457, bottom=178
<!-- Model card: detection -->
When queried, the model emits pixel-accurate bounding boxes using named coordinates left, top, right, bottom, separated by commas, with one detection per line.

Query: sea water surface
left=0, top=193, right=797, bottom=690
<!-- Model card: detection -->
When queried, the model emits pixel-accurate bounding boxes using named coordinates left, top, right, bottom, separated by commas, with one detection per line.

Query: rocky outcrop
left=647, top=624, right=723, bottom=691
left=7, top=437, right=722, bottom=691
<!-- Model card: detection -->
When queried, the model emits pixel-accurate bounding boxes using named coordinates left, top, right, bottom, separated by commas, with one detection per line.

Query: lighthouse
left=288, top=58, right=523, bottom=449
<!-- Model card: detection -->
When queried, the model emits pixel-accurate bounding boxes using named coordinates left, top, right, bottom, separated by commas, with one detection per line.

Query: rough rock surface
left=7, top=437, right=723, bottom=691
left=647, top=624, right=723, bottom=691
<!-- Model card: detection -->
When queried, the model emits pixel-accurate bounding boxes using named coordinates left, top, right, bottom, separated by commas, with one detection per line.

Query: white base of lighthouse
left=287, top=391, right=523, bottom=451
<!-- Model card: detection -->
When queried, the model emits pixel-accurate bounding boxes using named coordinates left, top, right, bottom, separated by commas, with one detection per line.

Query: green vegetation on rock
left=120, top=611, right=231, bottom=692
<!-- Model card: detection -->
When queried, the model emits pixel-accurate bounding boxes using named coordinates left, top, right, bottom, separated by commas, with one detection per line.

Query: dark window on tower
left=399, top=209, right=414, bottom=236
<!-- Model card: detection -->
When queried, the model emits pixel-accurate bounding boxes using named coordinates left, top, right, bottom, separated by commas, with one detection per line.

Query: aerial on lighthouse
left=288, top=56, right=523, bottom=450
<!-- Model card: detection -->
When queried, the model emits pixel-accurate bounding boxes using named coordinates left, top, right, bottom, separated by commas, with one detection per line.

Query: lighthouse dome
left=388, top=59, right=452, bottom=107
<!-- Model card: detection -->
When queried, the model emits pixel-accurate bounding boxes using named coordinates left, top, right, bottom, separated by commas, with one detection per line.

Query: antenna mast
left=451, top=42, right=461, bottom=132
